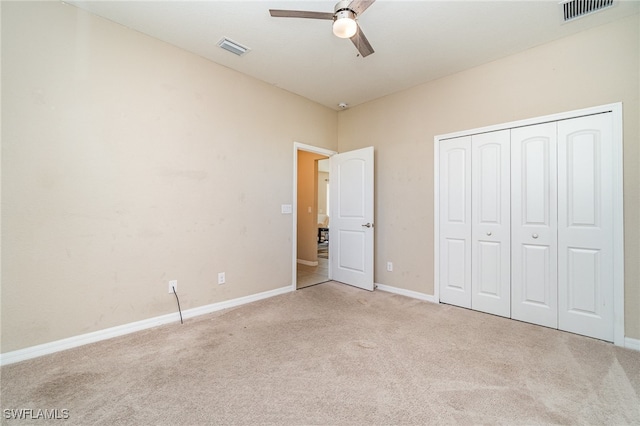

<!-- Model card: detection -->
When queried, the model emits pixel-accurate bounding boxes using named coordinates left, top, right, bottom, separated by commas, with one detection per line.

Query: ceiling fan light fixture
left=332, top=10, right=357, bottom=38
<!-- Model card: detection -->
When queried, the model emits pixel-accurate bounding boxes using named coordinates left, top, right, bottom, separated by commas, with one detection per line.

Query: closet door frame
left=433, top=102, right=624, bottom=347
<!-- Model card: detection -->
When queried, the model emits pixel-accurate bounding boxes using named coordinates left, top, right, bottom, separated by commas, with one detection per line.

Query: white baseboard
left=375, top=283, right=437, bottom=303
left=375, top=284, right=640, bottom=352
left=297, top=259, right=319, bottom=266
left=625, top=337, right=640, bottom=351
left=0, top=285, right=292, bottom=366
left=3, top=282, right=635, bottom=366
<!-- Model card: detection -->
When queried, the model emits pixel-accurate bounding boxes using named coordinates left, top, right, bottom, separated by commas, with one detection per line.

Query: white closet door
left=439, top=136, right=472, bottom=308
left=511, top=123, right=558, bottom=328
left=557, top=113, right=614, bottom=341
left=471, top=130, right=511, bottom=317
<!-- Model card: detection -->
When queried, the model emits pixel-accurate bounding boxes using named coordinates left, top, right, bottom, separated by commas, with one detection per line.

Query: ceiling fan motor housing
left=334, top=0, right=356, bottom=15
left=334, top=9, right=356, bottom=23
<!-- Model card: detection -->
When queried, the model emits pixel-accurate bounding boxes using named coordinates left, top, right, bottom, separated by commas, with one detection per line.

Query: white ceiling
left=65, top=0, right=639, bottom=110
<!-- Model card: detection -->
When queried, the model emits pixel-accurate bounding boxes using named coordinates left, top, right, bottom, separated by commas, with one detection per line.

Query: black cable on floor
left=172, top=286, right=183, bottom=324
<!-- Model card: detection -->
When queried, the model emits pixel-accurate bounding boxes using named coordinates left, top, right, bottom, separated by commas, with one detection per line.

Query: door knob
left=362, top=223, right=372, bottom=228
left=532, top=233, right=539, bottom=239
left=486, top=231, right=492, bottom=236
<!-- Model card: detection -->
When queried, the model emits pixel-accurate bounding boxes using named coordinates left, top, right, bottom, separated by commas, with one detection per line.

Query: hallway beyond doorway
left=297, top=256, right=329, bottom=289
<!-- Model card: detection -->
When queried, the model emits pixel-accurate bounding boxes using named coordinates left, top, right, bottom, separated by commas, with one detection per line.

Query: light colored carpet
left=1, top=281, right=639, bottom=425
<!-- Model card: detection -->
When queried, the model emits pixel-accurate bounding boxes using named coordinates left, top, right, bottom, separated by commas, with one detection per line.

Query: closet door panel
left=471, top=130, right=511, bottom=317
left=558, top=113, right=614, bottom=342
left=511, top=123, right=558, bottom=328
left=520, top=244, right=552, bottom=303
left=439, top=137, right=472, bottom=308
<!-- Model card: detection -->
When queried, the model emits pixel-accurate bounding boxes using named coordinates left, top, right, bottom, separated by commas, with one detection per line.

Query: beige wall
left=296, top=151, right=326, bottom=263
left=1, top=2, right=338, bottom=352
left=338, top=14, right=640, bottom=339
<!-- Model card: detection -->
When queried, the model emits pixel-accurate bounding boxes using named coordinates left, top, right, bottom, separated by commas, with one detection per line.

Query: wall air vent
left=217, top=37, right=250, bottom=56
left=561, top=0, right=614, bottom=22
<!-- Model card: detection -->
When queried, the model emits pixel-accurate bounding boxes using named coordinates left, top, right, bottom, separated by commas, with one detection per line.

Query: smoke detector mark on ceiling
left=217, top=37, right=250, bottom=56
left=561, top=0, right=614, bottom=22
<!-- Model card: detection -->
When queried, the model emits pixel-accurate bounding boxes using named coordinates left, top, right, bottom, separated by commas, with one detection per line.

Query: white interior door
left=511, top=123, right=558, bottom=328
left=471, top=130, right=511, bottom=317
left=439, top=136, right=472, bottom=308
left=557, top=113, right=614, bottom=341
left=329, top=147, right=374, bottom=291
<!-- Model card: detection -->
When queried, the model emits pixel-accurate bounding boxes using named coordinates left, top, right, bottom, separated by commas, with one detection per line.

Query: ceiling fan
left=269, top=0, right=376, bottom=57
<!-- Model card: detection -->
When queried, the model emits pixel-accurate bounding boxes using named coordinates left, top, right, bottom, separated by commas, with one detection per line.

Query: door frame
left=292, top=142, right=336, bottom=291
left=434, top=102, right=625, bottom=347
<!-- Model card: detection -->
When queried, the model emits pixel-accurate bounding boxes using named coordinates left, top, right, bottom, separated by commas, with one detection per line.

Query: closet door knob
left=532, top=233, right=539, bottom=239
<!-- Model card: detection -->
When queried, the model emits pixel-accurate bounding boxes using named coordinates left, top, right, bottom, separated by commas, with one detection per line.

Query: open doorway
left=292, top=142, right=375, bottom=291
left=296, top=151, right=330, bottom=289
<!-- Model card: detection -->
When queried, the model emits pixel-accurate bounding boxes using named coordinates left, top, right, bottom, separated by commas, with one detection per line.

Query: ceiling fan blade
left=348, top=0, right=375, bottom=16
left=269, top=9, right=334, bottom=20
left=350, top=25, right=374, bottom=57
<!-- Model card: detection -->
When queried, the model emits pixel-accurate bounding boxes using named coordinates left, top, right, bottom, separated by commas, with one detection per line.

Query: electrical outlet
left=169, top=279, right=177, bottom=293
left=387, top=262, right=393, bottom=272
left=218, top=272, right=225, bottom=285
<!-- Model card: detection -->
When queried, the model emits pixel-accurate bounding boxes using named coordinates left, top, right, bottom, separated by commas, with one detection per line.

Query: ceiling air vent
left=561, top=0, right=614, bottom=22
left=217, top=37, right=250, bottom=56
